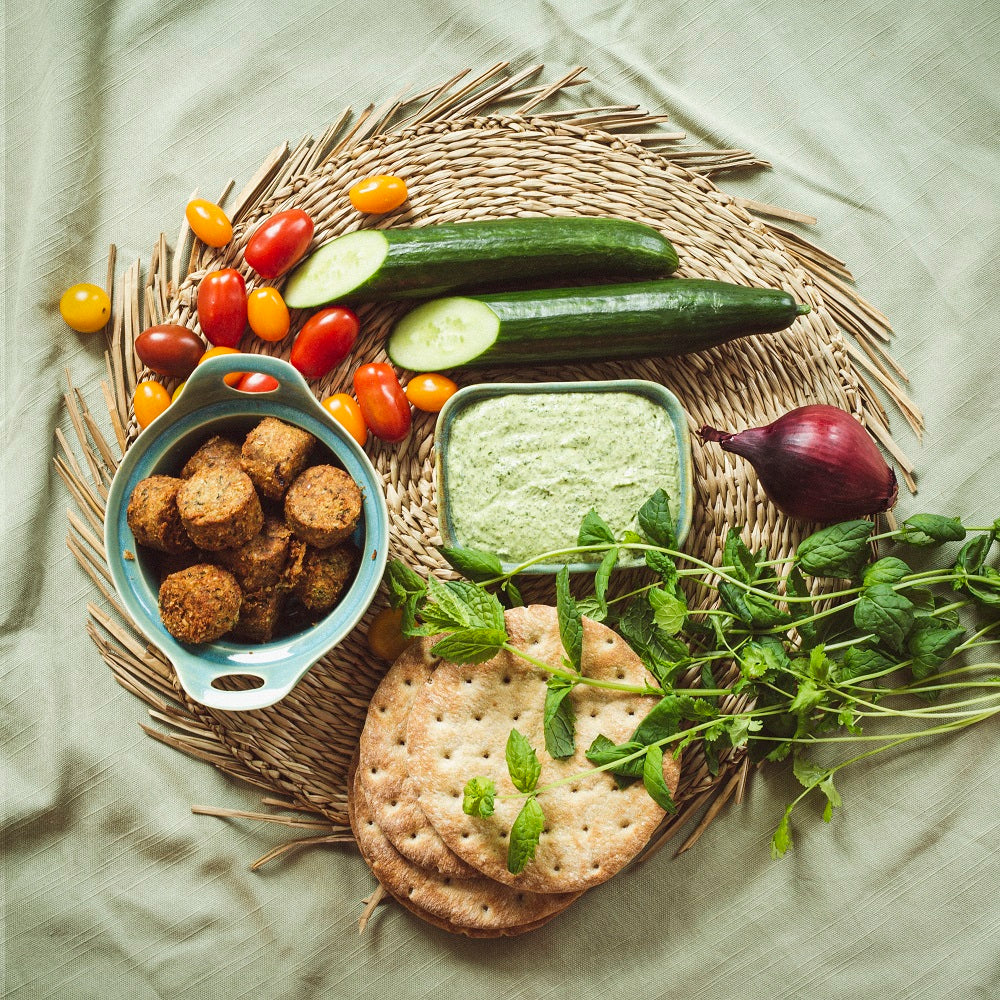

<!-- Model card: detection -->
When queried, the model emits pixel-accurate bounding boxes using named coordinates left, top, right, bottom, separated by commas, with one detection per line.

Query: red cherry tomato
left=321, top=393, right=368, bottom=447
left=133, top=380, right=171, bottom=429
left=135, top=324, right=205, bottom=379
left=235, top=371, right=280, bottom=393
left=289, top=306, right=360, bottom=379
left=243, top=209, right=315, bottom=278
left=353, top=363, right=411, bottom=443
left=246, top=286, right=290, bottom=342
left=349, top=175, right=408, bottom=214
left=405, top=373, right=458, bottom=413
left=197, top=268, right=247, bottom=347
left=185, top=199, right=233, bottom=248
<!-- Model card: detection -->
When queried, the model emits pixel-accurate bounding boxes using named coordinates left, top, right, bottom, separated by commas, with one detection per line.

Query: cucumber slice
left=283, top=230, right=389, bottom=308
left=388, top=298, right=501, bottom=370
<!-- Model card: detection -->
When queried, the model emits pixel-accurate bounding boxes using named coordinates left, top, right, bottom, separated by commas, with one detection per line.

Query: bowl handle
left=169, top=647, right=308, bottom=712
left=172, top=353, right=326, bottom=421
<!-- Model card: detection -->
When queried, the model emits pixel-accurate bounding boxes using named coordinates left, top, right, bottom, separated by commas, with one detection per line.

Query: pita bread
left=406, top=605, right=681, bottom=894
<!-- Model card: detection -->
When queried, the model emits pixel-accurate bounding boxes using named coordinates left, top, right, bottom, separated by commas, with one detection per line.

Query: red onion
left=698, top=404, right=898, bottom=522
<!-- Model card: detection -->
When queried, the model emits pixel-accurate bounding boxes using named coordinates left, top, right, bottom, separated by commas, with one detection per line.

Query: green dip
left=442, top=390, right=681, bottom=564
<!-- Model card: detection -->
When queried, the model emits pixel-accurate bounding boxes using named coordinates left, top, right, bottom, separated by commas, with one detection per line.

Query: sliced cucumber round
left=388, top=298, right=501, bottom=370
left=283, top=230, right=389, bottom=308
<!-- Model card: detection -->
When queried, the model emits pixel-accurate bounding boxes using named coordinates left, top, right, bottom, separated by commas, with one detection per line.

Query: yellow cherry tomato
left=185, top=198, right=233, bottom=248
left=133, top=380, right=171, bottom=429
left=198, top=345, right=244, bottom=386
left=172, top=381, right=186, bottom=401
left=59, top=283, right=111, bottom=333
left=405, top=373, right=458, bottom=413
left=348, top=174, right=408, bottom=214
left=321, top=392, right=368, bottom=447
left=246, top=286, right=291, bottom=342
left=366, top=606, right=412, bottom=661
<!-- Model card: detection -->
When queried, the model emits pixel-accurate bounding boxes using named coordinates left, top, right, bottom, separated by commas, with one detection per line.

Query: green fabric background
left=4, top=1, right=999, bottom=997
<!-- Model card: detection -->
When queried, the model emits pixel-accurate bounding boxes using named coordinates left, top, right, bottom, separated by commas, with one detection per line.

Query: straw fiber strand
left=57, top=66, right=916, bottom=872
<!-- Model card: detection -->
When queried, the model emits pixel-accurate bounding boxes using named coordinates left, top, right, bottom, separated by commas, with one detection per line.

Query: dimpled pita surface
left=349, top=764, right=580, bottom=935
left=357, top=641, right=478, bottom=878
left=406, top=605, right=681, bottom=894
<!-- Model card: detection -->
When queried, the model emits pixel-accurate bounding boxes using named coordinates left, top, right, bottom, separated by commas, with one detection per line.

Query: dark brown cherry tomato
left=197, top=268, right=247, bottom=347
left=353, top=363, right=411, bottom=443
left=244, top=209, right=315, bottom=278
left=135, top=324, right=205, bottom=379
left=289, top=306, right=360, bottom=379
left=235, top=371, right=280, bottom=393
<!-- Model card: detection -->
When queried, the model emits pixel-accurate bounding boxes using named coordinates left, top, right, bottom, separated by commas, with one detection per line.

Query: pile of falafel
left=126, top=417, right=363, bottom=645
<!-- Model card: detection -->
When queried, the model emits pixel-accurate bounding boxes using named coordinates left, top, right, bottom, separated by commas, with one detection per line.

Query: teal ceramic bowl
left=434, top=379, right=693, bottom=574
left=104, top=355, right=389, bottom=712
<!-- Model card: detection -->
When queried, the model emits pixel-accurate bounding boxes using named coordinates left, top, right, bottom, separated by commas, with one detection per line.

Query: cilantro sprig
left=386, top=494, right=1000, bottom=870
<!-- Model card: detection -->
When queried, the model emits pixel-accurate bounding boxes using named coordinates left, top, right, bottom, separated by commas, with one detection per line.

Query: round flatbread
left=406, top=605, right=681, bottom=894
left=358, top=641, right=478, bottom=878
left=349, top=760, right=580, bottom=935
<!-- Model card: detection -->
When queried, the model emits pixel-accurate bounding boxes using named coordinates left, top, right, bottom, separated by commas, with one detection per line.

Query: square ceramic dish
left=434, top=380, right=693, bottom=574
left=104, top=354, right=389, bottom=712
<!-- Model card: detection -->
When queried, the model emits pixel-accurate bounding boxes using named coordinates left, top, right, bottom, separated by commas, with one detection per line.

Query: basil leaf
left=631, top=694, right=687, bottom=746
left=718, top=582, right=792, bottom=628
left=543, top=679, right=576, bottom=759
left=578, top=509, right=615, bottom=547
left=907, top=620, right=965, bottom=680
left=853, top=583, right=915, bottom=653
left=430, top=627, right=507, bottom=664
left=506, top=797, right=544, bottom=875
left=462, top=777, right=496, bottom=817
left=724, top=527, right=757, bottom=584
left=555, top=566, right=583, bottom=672
left=637, top=489, right=676, bottom=549
left=964, top=567, right=1000, bottom=609
left=642, top=744, right=677, bottom=813
left=833, top=644, right=896, bottom=683
left=898, top=513, right=966, bottom=547
left=618, top=598, right=688, bottom=667
left=862, top=556, right=911, bottom=588
left=438, top=545, right=504, bottom=583
left=649, top=586, right=687, bottom=637
left=585, top=735, right=646, bottom=778
left=796, top=520, right=874, bottom=579
left=505, top=728, right=541, bottom=793
left=785, top=566, right=819, bottom=648
left=954, top=532, right=994, bottom=577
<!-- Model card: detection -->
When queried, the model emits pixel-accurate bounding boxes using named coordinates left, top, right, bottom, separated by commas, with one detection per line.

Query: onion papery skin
left=699, top=405, right=899, bottom=523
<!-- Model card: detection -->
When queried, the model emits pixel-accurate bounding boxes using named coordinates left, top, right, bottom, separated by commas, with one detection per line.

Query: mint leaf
left=637, top=489, right=676, bottom=549
left=462, top=777, right=496, bottom=817
left=644, top=547, right=678, bottom=587
left=506, top=797, right=544, bottom=875
left=543, top=679, right=576, bottom=759
left=853, top=583, right=915, bottom=653
left=898, top=513, right=966, bottom=547
left=649, top=586, right=687, bottom=636
left=438, top=545, right=504, bottom=583
left=642, top=744, right=677, bottom=813
left=555, top=566, right=583, bottom=672
left=386, top=559, right=426, bottom=606
left=585, top=735, right=646, bottom=778
left=592, top=547, right=618, bottom=619
left=445, top=580, right=506, bottom=631
left=578, top=509, right=615, bottom=547
left=862, top=556, right=911, bottom=588
left=796, top=520, right=874, bottom=579
left=422, top=576, right=475, bottom=630
left=632, top=694, right=687, bottom=746
left=503, top=579, right=524, bottom=608
left=430, top=628, right=506, bottom=664
left=505, top=729, right=541, bottom=793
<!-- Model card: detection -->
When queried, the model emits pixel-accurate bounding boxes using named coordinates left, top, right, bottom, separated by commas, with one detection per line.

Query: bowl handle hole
left=210, top=673, right=267, bottom=692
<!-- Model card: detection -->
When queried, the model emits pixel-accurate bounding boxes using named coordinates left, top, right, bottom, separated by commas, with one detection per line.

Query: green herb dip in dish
left=434, top=380, right=693, bottom=573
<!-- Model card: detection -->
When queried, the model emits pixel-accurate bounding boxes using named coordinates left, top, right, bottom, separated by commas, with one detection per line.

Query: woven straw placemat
left=57, top=64, right=919, bottom=874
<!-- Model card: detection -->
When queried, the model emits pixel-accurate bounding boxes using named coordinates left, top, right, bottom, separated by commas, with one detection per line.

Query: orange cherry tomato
left=366, top=606, right=412, bottom=661
left=353, top=363, right=411, bottom=443
left=59, top=283, right=111, bottom=333
left=405, top=373, right=458, bottom=413
left=198, top=345, right=244, bottom=386
left=246, top=287, right=290, bottom=342
left=197, top=268, right=247, bottom=347
left=185, top=199, right=233, bottom=248
left=133, top=380, right=171, bottom=429
left=348, top=174, right=408, bottom=214
left=236, top=371, right=280, bottom=393
left=172, top=381, right=186, bottom=402
left=321, top=393, right=368, bottom=447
